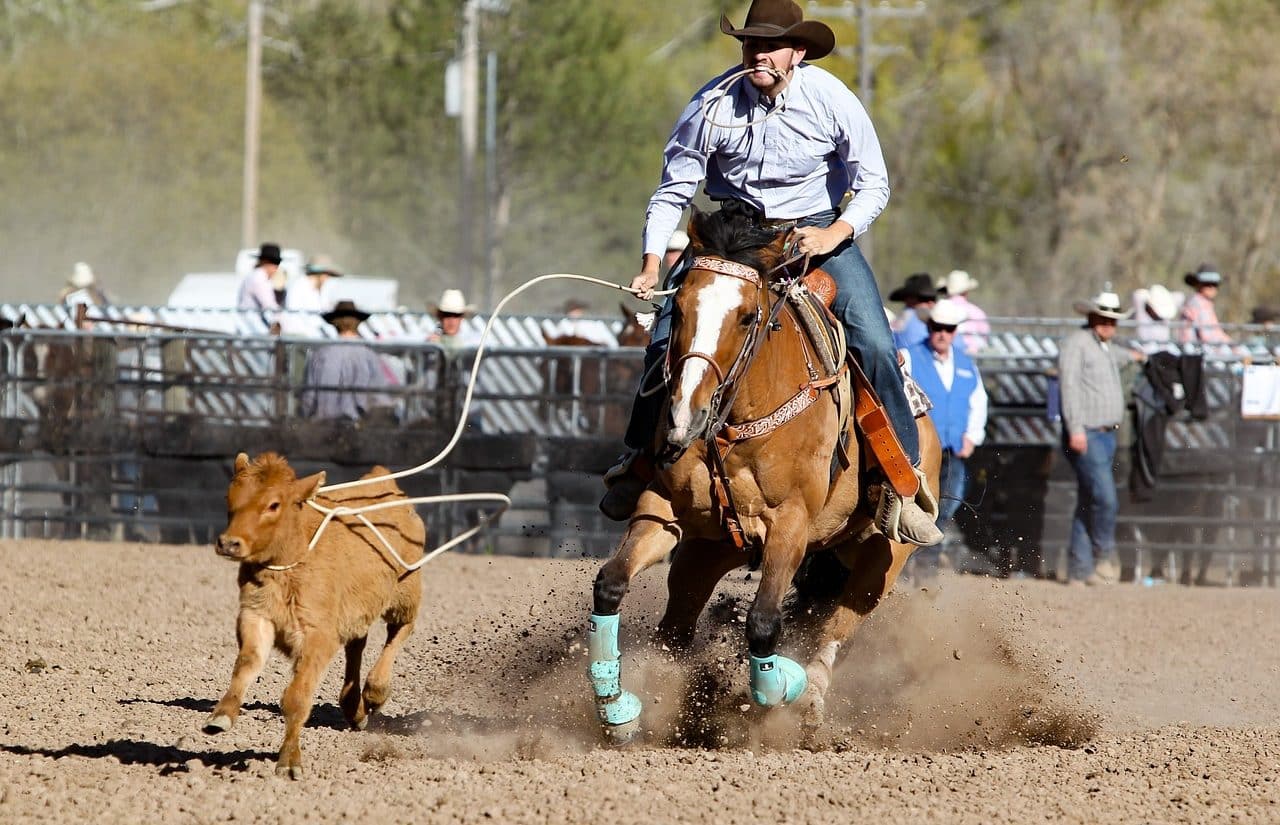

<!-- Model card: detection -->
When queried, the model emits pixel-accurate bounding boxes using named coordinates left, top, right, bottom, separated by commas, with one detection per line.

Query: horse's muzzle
left=666, top=406, right=709, bottom=454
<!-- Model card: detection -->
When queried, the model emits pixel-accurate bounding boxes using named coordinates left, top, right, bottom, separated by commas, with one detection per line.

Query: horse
left=585, top=206, right=942, bottom=743
left=541, top=304, right=651, bottom=437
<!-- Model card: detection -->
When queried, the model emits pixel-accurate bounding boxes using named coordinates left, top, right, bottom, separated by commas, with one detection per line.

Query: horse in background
left=585, top=205, right=942, bottom=743
left=541, top=304, right=651, bottom=437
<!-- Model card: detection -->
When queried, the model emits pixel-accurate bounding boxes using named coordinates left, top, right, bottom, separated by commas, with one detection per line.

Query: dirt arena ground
left=2, top=538, right=1279, bottom=824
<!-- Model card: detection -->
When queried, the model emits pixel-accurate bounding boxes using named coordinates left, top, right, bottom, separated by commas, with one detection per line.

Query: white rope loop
left=297, top=272, right=659, bottom=572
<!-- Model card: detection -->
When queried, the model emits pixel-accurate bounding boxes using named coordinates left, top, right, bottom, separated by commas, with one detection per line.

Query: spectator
left=888, top=272, right=937, bottom=350
left=427, top=289, right=481, bottom=354
left=298, top=301, right=395, bottom=421
left=236, top=243, right=284, bottom=311
left=286, top=253, right=342, bottom=312
left=553, top=299, right=615, bottom=347
left=57, top=262, right=111, bottom=306
left=939, top=269, right=989, bottom=353
left=663, top=229, right=690, bottom=276
left=1178, top=264, right=1232, bottom=346
left=1245, top=304, right=1280, bottom=354
left=1132, top=283, right=1178, bottom=345
left=1058, top=288, right=1134, bottom=586
left=901, top=298, right=988, bottom=580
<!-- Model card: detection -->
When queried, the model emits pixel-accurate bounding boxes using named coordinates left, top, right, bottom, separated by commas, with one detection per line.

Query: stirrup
left=603, top=449, right=640, bottom=488
left=874, top=466, right=943, bottom=547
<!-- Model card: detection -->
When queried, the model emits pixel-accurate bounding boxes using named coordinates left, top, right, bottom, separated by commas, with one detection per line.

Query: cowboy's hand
left=1068, top=432, right=1088, bottom=454
left=958, top=435, right=976, bottom=459
left=630, top=271, right=660, bottom=302
left=791, top=224, right=852, bottom=257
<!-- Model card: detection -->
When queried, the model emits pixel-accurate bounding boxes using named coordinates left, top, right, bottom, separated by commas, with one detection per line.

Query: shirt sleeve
left=966, top=372, right=989, bottom=446
left=643, top=95, right=712, bottom=258
left=1057, top=333, right=1086, bottom=435
left=832, top=87, right=890, bottom=239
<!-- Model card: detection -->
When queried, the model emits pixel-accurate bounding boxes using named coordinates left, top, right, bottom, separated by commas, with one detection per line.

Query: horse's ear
left=758, top=228, right=790, bottom=271
left=684, top=210, right=704, bottom=251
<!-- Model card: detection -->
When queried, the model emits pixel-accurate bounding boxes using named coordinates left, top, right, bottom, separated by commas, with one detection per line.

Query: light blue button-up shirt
left=642, top=63, right=890, bottom=258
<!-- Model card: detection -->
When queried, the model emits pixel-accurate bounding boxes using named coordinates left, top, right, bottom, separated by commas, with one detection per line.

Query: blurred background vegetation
left=1, top=0, right=1278, bottom=318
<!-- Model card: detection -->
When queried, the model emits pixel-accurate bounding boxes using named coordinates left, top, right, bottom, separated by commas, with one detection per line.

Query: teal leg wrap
left=587, top=614, right=642, bottom=729
left=749, top=654, right=808, bottom=707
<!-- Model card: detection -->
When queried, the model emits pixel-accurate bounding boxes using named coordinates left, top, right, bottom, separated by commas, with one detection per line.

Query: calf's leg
left=339, top=636, right=367, bottom=730
left=204, top=612, right=273, bottom=734
left=277, top=636, right=340, bottom=780
left=361, top=620, right=415, bottom=723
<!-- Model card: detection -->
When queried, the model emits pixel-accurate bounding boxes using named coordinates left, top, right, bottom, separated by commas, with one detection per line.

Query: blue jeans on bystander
left=1063, top=428, right=1119, bottom=582
left=913, top=448, right=967, bottom=572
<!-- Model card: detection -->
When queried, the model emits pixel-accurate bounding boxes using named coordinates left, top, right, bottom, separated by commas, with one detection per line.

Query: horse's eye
left=739, top=312, right=755, bottom=328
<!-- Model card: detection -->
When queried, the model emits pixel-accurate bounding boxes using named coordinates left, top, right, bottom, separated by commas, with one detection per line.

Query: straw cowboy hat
left=69, top=262, right=95, bottom=288
left=667, top=229, right=690, bottom=252
left=888, top=272, right=938, bottom=303
left=1073, top=289, right=1133, bottom=320
left=1183, top=265, right=1222, bottom=288
left=918, top=298, right=968, bottom=327
left=720, top=0, right=836, bottom=61
left=305, top=254, right=343, bottom=277
left=430, top=289, right=475, bottom=316
left=1142, top=284, right=1177, bottom=321
left=941, top=269, right=978, bottom=296
left=321, top=300, right=371, bottom=325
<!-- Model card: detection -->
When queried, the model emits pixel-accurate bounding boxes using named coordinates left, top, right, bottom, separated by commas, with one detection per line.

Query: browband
left=691, top=256, right=761, bottom=286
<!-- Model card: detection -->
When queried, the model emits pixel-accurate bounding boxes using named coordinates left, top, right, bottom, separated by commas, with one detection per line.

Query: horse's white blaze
left=670, top=276, right=747, bottom=441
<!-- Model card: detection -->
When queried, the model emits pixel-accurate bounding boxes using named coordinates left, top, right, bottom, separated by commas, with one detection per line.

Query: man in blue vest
left=902, top=298, right=988, bottom=578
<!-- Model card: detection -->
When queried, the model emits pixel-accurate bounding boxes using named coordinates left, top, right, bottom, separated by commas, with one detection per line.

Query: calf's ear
left=295, top=471, right=327, bottom=503
left=234, top=453, right=250, bottom=473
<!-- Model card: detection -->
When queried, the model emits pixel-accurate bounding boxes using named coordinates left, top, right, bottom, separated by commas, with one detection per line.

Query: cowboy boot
left=599, top=450, right=655, bottom=521
left=874, top=465, right=944, bottom=547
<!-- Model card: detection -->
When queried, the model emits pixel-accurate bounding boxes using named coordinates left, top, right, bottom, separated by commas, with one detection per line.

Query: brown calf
left=204, top=452, right=425, bottom=779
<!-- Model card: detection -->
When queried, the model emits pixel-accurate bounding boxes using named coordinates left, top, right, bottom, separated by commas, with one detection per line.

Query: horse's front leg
left=655, top=539, right=743, bottom=652
left=746, top=507, right=810, bottom=708
left=800, top=532, right=910, bottom=731
left=588, top=494, right=680, bottom=743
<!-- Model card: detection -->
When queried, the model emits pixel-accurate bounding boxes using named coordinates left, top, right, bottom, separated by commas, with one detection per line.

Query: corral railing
left=1, top=304, right=1278, bottom=583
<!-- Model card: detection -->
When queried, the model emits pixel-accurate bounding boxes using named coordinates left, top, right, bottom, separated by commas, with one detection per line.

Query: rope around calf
left=298, top=272, right=671, bottom=572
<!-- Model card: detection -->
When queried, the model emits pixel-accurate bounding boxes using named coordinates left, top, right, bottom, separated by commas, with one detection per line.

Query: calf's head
left=216, top=452, right=326, bottom=565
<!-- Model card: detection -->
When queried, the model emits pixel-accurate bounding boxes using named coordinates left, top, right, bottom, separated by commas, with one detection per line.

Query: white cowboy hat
left=1142, top=284, right=1177, bottom=321
left=942, top=269, right=978, bottom=296
left=667, top=229, right=690, bottom=252
left=69, top=262, right=95, bottom=288
left=1073, top=289, right=1133, bottom=320
left=431, top=288, right=475, bottom=316
left=918, top=298, right=968, bottom=327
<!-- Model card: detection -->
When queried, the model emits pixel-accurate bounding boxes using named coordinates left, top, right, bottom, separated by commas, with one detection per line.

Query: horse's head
left=665, top=206, right=787, bottom=452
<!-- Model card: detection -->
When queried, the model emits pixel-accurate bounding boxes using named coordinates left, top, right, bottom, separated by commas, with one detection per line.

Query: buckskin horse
left=586, top=205, right=942, bottom=743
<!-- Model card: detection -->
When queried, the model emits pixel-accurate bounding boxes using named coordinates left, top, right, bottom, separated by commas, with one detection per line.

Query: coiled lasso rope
left=295, top=272, right=678, bottom=573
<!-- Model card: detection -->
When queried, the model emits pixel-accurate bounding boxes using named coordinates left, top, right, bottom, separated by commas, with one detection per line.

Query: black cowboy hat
left=720, top=0, right=836, bottom=61
left=1183, top=263, right=1222, bottom=288
left=321, top=300, right=370, bottom=325
left=255, top=243, right=283, bottom=266
left=888, top=272, right=938, bottom=303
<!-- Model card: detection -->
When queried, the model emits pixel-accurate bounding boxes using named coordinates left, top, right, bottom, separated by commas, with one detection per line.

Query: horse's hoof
left=600, top=717, right=642, bottom=747
left=275, top=762, right=304, bottom=780
left=202, top=714, right=232, bottom=734
left=353, top=716, right=368, bottom=731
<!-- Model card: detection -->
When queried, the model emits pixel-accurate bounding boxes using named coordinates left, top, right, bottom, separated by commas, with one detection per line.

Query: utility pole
left=242, top=0, right=263, bottom=250
left=806, top=1, right=926, bottom=265
left=482, top=50, right=499, bottom=313
left=458, top=0, right=480, bottom=289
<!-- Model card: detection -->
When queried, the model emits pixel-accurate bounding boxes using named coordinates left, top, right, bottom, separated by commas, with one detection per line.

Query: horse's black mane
left=688, top=203, right=781, bottom=272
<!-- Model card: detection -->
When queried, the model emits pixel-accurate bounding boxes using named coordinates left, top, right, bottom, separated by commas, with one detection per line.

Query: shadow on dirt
left=119, top=696, right=353, bottom=731
left=0, top=740, right=273, bottom=773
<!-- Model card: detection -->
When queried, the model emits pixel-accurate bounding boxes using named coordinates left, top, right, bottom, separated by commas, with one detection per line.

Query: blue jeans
left=914, top=448, right=967, bottom=569
left=625, top=212, right=919, bottom=466
left=1063, top=428, right=1119, bottom=581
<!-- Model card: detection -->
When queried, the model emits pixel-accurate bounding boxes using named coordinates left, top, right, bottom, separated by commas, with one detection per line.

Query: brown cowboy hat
left=888, top=273, right=938, bottom=303
left=720, top=0, right=836, bottom=61
left=321, top=300, right=370, bottom=325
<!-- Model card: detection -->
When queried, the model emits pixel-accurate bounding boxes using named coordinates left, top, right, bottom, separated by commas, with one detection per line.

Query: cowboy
left=1058, top=288, right=1135, bottom=586
left=57, top=262, right=111, bottom=307
left=1132, top=283, right=1178, bottom=344
left=939, top=269, right=989, bottom=353
left=901, top=298, right=988, bottom=579
left=236, top=243, right=284, bottom=311
left=286, top=253, right=343, bottom=312
left=888, top=272, right=938, bottom=350
left=298, top=301, right=395, bottom=421
left=1178, top=264, right=1232, bottom=346
left=427, top=289, right=480, bottom=354
left=603, top=0, right=942, bottom=545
